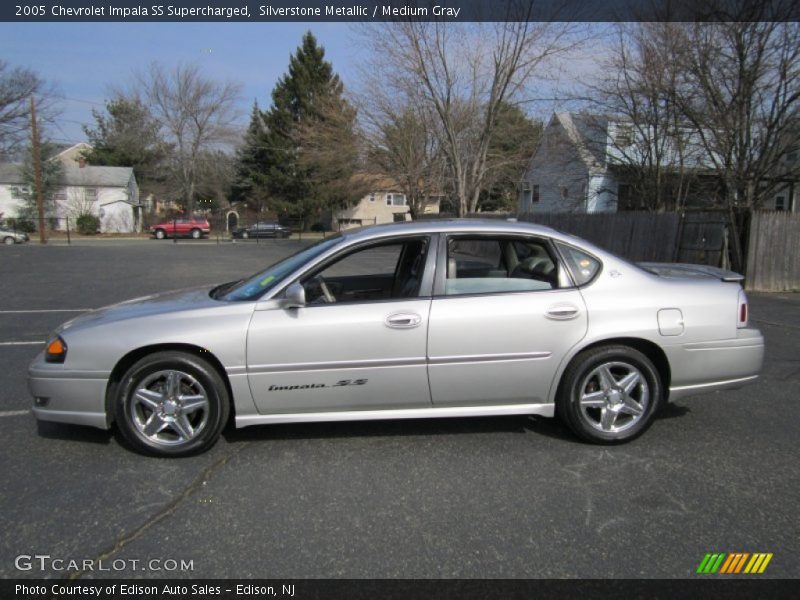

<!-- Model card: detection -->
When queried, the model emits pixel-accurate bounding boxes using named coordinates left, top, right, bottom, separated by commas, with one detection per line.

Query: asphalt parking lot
left=0, top=239, right=798, bottom=579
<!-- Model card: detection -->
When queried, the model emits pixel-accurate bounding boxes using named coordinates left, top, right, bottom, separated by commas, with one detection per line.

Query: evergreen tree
left=230, top=101, right=271, bottom=211
left=81, top=97, right=169, bottom=196
left=479, top=103, right=542, bottom=212
left=261, top=31, right=353, bottom=222
left=10, top=140, right=62, bottom=226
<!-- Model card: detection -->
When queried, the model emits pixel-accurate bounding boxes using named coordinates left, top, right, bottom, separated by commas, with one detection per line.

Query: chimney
left=78, top=157, right=87, bottom=168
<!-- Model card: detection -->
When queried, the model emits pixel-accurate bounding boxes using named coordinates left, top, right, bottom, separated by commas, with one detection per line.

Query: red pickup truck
left=150, top=218, right=211, bottom=239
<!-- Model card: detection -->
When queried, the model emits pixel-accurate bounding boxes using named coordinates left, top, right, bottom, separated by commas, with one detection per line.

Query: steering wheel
left=314, top=275, right=336, bottom=303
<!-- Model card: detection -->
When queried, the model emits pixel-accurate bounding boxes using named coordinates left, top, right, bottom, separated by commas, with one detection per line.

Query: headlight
left=45, top=336, right=67, bottom=363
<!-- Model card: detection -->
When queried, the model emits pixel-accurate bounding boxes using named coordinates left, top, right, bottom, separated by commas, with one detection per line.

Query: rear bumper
left=665, top=328, right=764, bottom=401
left=28, top=362, right=110, bottom=430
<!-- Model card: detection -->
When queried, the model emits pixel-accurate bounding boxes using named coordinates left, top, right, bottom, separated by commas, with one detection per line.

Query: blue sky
left=0, top=22, right=362, bottom=144
left=1, top=21, right=605, bottom=147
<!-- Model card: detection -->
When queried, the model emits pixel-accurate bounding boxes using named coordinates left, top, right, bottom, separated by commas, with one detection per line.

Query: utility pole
left=30, top=95, right=46, bottom=244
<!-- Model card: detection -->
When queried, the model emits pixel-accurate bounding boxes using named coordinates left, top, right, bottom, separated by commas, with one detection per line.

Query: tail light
left=737, top=290, right=748, bottom=328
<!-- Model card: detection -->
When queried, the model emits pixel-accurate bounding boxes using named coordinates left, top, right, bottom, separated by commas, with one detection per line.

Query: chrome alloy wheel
left=577, top=361, right=649, bottom=433
left=130, top=369, right=210, bottom=446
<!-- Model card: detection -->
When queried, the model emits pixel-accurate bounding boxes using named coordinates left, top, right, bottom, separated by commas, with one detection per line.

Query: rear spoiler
left=638, top=262, right=745, bottom=282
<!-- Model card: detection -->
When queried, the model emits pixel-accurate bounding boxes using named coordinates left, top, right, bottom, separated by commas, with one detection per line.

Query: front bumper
left=28, top=358, right=110, bottom=430
left=665, top=327, right=765, bottom=401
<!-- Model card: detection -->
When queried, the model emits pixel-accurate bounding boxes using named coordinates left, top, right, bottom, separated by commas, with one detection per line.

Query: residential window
left=369, top=193, right=375, bottom=203
left=561, top=186, right=569, bottom=200
left=54, top=189, right=66, bottom=202
left=84, top=188, right=97, bottom=201
left=532, top=185, right=540, bottom=203
left=386, top=193, right=407, bottom=206
left=775, top=196, right=786, bottom=211
left=615, top=124, right=633, bottom=147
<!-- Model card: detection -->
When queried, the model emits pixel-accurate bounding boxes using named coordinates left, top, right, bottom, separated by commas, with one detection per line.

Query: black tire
left=557, top=345, right=663, bottom=444
left=154, top=229, right=166, bottom=240
left=191, top=228, right=201, bottom=239
left=242, top=231, right=249, bottom=239
left=115, top=351, right=229, bottom=457
left=3, top=236, right=15, bottom=245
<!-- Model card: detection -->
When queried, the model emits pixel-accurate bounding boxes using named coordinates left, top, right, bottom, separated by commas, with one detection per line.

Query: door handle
left=385, top=312, right=422, bottom=329
left=545, top=304, right=580, bottom=320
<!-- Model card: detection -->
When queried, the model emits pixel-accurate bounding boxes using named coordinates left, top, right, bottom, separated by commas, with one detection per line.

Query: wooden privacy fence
left=516, top=211, right=680, bottom=262
left=745, top=211, right=800, bottom=292
left=447, top=210, right=799, bottom=292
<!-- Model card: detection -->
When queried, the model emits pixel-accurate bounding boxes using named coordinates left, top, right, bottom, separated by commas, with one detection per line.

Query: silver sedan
left=29, top=220, right=764, bottom=456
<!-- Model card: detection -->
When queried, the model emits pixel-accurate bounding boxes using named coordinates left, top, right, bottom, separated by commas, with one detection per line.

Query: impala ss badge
left=268, top=379, right=368, bottom=392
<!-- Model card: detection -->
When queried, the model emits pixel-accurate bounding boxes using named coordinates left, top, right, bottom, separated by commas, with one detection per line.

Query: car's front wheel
left=191, top=228, right=201, bottom=239
left=154, top=229, right=166, bottom=240
left=242, top=231, right=249, bottom=239
left=115, top=351, right=229, bottom=457
left=3, top=236, right=15, bottom=245
left=557, top=345, right=663, bottom=444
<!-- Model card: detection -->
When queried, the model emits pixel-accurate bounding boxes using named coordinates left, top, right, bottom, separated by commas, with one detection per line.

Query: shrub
left=76, top=213, right=100, bottom=235
left=8, top=219, right=36, bottom=233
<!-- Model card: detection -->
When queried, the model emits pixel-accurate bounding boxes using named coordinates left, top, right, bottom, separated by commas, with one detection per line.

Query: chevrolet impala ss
left=29, top=220, right=764, bottom=456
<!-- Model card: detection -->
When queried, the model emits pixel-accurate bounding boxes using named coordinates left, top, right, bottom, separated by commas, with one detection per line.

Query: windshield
left=217, top=235, right=344, bottom=301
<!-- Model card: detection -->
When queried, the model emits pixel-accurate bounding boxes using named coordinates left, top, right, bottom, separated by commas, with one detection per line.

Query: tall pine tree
left=262, top=32, right=356, bottom=222
left=231, top=101, right=270, bottom=211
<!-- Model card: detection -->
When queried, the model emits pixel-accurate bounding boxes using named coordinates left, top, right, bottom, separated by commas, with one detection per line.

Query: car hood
left=56, top=286, right=222, bottom=334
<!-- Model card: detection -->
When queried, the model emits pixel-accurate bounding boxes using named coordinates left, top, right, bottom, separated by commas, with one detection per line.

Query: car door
left=427, top=233, right=588, bottom=406
left=246, top=235, right=436, bottom=414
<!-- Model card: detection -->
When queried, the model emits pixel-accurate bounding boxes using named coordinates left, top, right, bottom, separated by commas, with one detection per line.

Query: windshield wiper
left=210, top=279, right=243, bottom=299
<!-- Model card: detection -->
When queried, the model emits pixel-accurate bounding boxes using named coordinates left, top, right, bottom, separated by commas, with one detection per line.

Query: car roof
left=337, top=218, right=619, bottom=262
left=342, top=218, right=561, bottom=242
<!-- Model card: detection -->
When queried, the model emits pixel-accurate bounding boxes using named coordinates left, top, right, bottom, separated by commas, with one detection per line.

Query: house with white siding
left=0, top=145, right=141, bottom=232
left=519, top=112, right=798, bottom=214
left=518, top=113, right=618, bottom=214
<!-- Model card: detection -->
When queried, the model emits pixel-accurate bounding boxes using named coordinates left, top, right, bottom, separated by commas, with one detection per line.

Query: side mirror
left=281, top=282, right=306, bottom=309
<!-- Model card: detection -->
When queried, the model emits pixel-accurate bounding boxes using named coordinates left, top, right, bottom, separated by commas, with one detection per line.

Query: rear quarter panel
left=545, top=253, right=743, bottom=403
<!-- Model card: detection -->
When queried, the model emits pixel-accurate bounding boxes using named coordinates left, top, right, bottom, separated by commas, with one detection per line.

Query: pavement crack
left=67, top=443, right=249, bottom=581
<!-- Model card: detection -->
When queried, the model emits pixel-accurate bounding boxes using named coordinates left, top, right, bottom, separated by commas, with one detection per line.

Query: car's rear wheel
left=191, top=228, right=201, bottom=239
left=115, top=352, right=229, bottom=457
left=3, top=236, right=14, bottom=245
left=242, top=231, right=249, bottom=239
left=557, top=345, right=662, bottom=444
left=154, top=229, right=166, bottom=240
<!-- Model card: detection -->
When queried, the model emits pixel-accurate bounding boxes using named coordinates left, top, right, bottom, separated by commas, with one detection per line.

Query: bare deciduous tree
left=673, top=15, right=800, bottom=212
left=0, top=60, right=58, bottom=160
left=362, top=102, right=444, bottom=219
left=135, top=63, right=241, bottom=213
left=361, top=12, right=586, bottom=215
left=296, top=91, right=371, bottom=216
left=587, top=23, right=701, bottom=212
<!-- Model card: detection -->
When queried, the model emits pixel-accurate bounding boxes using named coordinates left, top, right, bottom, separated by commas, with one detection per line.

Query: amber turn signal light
left=45, top=337, right=67, bottom=363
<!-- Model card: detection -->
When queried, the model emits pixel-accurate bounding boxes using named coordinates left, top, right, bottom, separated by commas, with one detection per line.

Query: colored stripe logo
left=697, top=552, right=773, bottom=574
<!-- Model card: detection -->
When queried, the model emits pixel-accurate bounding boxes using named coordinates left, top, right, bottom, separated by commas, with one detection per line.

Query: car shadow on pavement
left=36, top=420, right=113, bottom=445
left=657, top=403, right=692, bottom=420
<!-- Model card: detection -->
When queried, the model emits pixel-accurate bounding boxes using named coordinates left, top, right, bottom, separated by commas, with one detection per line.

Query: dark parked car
left=232, top=222, right=291, bottom=239
left=150, top=218, right=211, bottom=240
